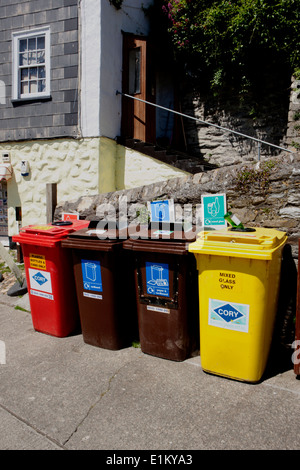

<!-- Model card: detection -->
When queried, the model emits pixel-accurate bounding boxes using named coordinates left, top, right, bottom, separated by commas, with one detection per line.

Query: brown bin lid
left=123, top=223, right=199, bottom=255
left=61, top=221, right=127, bottom=252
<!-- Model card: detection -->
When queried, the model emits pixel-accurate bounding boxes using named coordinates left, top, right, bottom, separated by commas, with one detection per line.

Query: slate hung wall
left=0, top=0, right=100, bottom=237
left=0, top=0, right=79, bottom=141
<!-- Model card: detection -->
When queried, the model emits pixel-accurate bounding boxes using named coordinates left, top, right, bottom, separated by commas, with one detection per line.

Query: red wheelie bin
left=13, top=220, right=89, bottom=337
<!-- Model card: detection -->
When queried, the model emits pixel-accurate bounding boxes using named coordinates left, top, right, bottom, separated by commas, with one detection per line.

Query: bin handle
left=230, top=227, right=256, bottom=233
left=51, top=221, right=73, bottom=226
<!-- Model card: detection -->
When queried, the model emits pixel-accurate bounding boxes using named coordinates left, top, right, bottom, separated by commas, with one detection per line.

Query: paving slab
left=0, top=295, right=299, bottom=452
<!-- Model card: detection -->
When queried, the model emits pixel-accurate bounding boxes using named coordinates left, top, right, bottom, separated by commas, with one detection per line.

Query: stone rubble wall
left=55, top=151, right=300, bottom=260
left=181, top=75, right=300, bottom=168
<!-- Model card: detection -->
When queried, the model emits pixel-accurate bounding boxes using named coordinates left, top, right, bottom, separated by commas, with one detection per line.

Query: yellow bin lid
left=188, top=227, right=287, bottom=260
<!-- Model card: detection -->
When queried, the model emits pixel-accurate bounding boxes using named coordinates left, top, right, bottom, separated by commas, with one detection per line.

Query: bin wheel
left=51, top=221, right=73, bottom=226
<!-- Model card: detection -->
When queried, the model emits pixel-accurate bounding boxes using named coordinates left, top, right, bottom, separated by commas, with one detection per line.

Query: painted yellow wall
left=0, top=137, right=116, bottom=236
left=98, top=137, right=118, bottom=193
left=115, top=144, right=188, bottom=190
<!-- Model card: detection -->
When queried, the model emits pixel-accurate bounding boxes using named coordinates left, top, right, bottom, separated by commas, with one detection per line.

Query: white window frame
left=12, top=27, right=51, bottom=101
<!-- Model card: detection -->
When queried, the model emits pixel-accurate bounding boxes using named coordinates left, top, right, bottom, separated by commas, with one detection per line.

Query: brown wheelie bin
left=123, top=223, right=199, bottom=361
left=61, top=222, right=138, bottom=350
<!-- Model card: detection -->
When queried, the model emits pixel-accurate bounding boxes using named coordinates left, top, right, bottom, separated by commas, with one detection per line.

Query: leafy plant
left=136, top=206, right=150, bottom=224
left=291, top=140, right=300, bottom=150
left=159, top=0, right=300, bottom=98
left=234, top=160, right=277, bottom=192
left=294, top=111, right=300, bottom=121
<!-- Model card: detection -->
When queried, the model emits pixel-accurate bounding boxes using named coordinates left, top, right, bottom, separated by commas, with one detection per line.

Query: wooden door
left=122, top=34, right=155, bottom=143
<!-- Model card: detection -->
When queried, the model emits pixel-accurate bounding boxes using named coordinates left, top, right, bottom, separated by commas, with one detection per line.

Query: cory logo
left=213, top=303, right=244, bottom=323
left=33, top=272, right=47, bottom=286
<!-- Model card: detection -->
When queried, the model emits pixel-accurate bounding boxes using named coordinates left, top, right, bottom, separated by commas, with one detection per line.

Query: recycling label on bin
left=81, top=259, right=102, bottom=294
left=145, top=262, right=170, bottom=297
left=28, top=268, right=53, bottom=300
left=208, top=299, right=249, bottom=333
left=29, top=253, right=46, bottom=270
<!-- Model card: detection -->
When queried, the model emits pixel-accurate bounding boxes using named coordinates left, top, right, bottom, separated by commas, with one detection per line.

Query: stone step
left=116, top=136, right=217, bottom=174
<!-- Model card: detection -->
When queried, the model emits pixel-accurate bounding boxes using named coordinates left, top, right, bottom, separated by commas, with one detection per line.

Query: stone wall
left=181, top=75, right=300, bottom=168
left=55, top=151, right=300, bottom=260
left=287, top=75, right=300, bottom=151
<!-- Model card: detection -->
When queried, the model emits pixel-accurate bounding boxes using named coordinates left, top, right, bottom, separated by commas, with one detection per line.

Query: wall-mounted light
left=20, top=160, right=30, bottom=177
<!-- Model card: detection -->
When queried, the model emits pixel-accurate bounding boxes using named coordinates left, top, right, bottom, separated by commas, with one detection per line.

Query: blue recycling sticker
left=81, top=259, right=102, bottom=292
left=145, top=262, right=170, bottom=297
left=32, top=272, right=47, bottom=286
left=209, top=299, right=249, bottom=332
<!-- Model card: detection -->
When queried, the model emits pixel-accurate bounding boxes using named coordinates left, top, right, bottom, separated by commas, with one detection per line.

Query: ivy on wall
left=159, top=0, right=300, bottom=99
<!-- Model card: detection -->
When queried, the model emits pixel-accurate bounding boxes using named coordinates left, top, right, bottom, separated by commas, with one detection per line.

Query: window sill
left=11, top=95, right=52, bottom=105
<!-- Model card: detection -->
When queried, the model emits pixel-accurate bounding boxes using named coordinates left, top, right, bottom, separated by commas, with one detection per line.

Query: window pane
left=28, top=38, right=36, bottom=51
left=38, top=80, right=46, bottom=92
left=37, top=51, right=45, bottom=64
left=134, top=49, right=141, bottom=94
left=37, top=36, right=45, bottom=50
left=19, top=39, right=27, bottom=53
left=38, top=66, right=45, bottom=79
left=19, top=53, right=28, bottom=66
left=129, top=48, right=141, bottom=94
left=29, top=81, right=37, bottom=93
left=28, top=52, right=37, bottom=65
left=20, top=68, right=29, bottom=80
left=29, top=67, right=37, bottom=79
left=21, top=81, right=29, bottom=94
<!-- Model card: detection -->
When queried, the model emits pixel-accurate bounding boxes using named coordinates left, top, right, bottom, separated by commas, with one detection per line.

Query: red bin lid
left=12, top=220, right=89, bottom=247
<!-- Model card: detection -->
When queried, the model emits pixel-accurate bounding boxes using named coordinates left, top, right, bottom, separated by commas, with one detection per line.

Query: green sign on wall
left=201, top=193, right=227, bottom=229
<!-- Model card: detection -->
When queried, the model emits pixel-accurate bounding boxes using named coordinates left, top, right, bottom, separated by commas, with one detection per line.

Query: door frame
left=121, top=32, right=156, bottom=143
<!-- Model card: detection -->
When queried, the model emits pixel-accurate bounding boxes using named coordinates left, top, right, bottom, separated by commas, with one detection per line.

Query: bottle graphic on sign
left=155, top=203, right=166, bottom=221
left=85, top=262, right=97, bottom=282
left=207, top=197, right=220, bottom=217
left=147, top=265, right=169, bottom=287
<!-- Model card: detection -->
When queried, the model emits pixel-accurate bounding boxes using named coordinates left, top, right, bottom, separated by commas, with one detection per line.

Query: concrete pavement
left=0, top=292, right=299, bottom=452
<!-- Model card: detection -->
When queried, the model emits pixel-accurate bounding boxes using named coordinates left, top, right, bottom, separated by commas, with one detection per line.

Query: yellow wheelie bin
left=188, top=227, right=287, bottom=383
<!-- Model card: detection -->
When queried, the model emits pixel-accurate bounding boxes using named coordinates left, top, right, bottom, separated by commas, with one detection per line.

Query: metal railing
left=116, top=90, right=294, bottom=161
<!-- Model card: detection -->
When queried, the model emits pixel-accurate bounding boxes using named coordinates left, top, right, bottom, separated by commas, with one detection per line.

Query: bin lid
left=123, top=223, right=199, bottom=255
left=188, top=227, right=287, bottom=260
left=12, top=220, right=89, bottom=247
left=60, top=221, right=127, bottom=252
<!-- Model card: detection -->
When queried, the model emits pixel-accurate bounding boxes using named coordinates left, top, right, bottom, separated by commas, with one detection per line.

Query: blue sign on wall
left=148, top=199, right=175, bottom=223
left=81, top=259, right=102, bottom=292
left=145, top=262, right=170, bottom=297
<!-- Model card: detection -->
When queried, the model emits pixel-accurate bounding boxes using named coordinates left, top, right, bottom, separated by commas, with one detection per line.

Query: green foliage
left=234, top=160, right=277, bottom=192
left=294, top=111, right=300, bottom=121
left=160, top=0, right=300, bottom=97
left=291, top=140, right=300, bottom=149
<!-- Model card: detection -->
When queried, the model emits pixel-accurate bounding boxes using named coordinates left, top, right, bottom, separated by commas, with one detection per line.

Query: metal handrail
left=116, top=90, right=294, bottom=160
